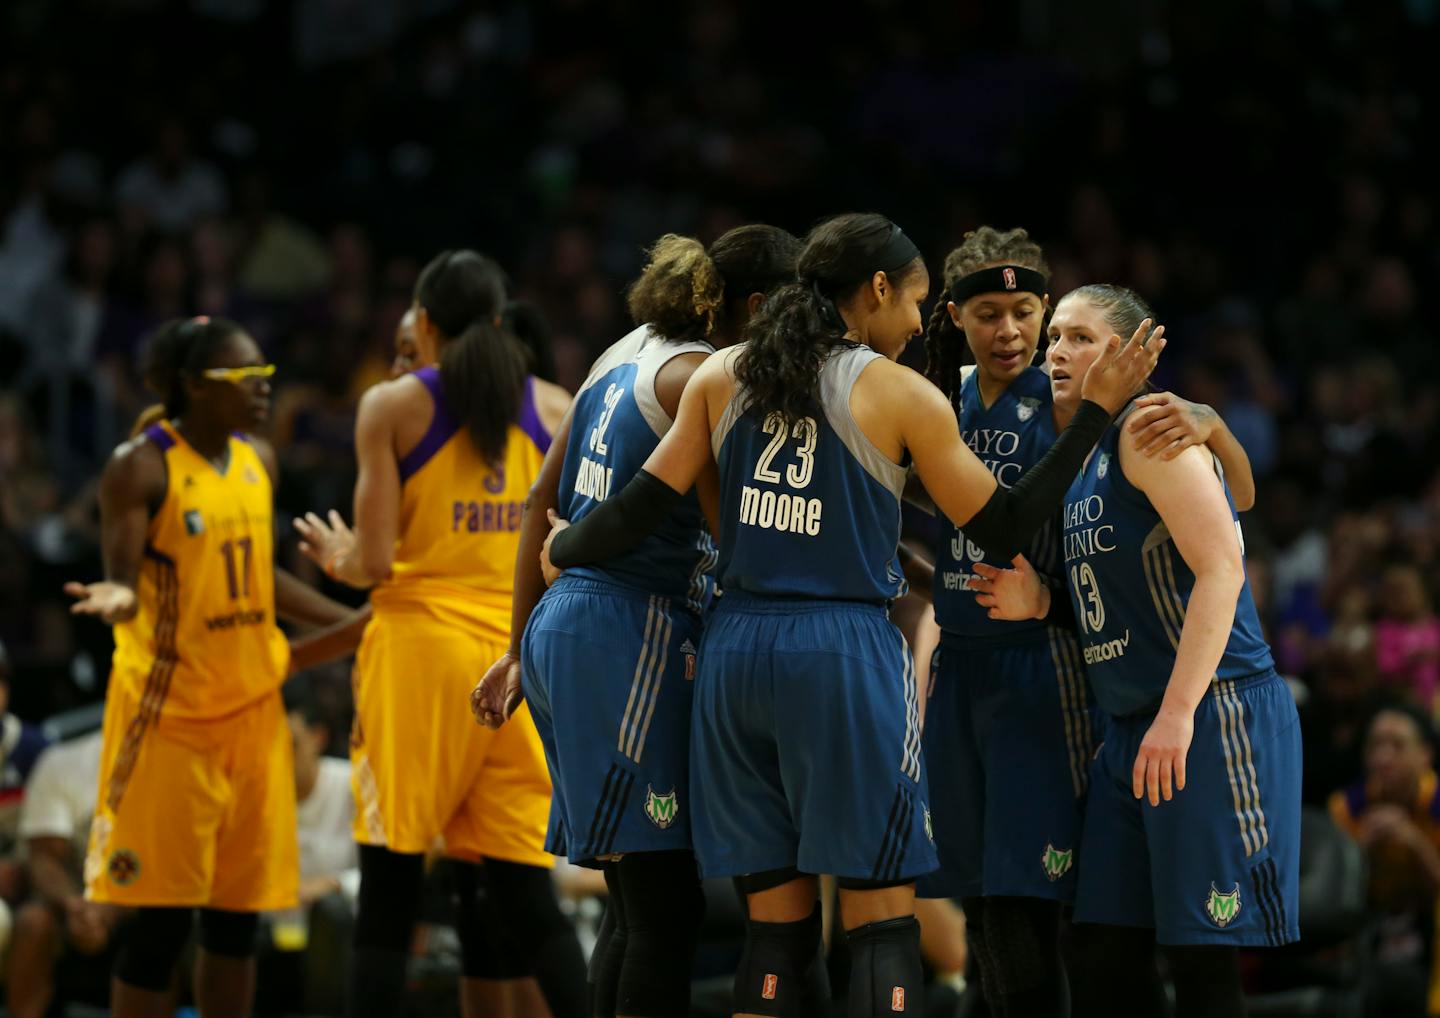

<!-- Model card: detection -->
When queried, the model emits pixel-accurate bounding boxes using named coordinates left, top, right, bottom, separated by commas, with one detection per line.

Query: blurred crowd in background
left=0, top=0, right=1438, bottom=1013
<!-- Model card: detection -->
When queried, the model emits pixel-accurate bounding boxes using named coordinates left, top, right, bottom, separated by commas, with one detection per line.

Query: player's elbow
left=1197, top=554, right=1245, bottom=600
left=358, top=546, right=394, bottom=585
left=1232, top=487, right=1256, bottom=513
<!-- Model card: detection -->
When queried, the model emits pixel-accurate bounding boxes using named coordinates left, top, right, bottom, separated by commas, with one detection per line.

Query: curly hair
left=626, top=234, right=725, bottom=345
left=923, top=226, right=1050, bottom=406
left=735, top=213, right=924, bottom=426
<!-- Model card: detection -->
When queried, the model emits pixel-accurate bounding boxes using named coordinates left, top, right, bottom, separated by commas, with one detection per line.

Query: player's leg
left=194, top=908, right=260, bottom=1018
left=1162, top=945, right=1244, bottom=1018
left=732, top=876, right=832, bottom=1018
left=835, top=881, right=924, bottom=1018
left=1068, top=923, right=1166, bottom=1018
left=733, top=871, right=824, bottom=1018
left=593, top=865, right=628, bottom=1018
left=7, top=900, right=62, bottom=1018
left=599, top=850, right=704, bottom=1018
left=468, top=858, right=587, bottom=1018
left=349, top=845, right=426, bottom=1018
left=112, top=907, right=192, bottom=1018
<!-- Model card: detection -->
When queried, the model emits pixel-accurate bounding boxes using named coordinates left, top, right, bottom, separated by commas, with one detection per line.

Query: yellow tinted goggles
left=200, top=364, right=277, bottom=384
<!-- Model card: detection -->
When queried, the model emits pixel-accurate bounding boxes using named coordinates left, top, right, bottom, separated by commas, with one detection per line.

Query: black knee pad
left=198, top=908, right=259, bottom=958
left=354, top=844, right=425, bottom=953
left=613, top=852, right=704, bottom=1017
left=733, top=905, right=823, bottom=1018
left=845, top=916, right=923, bottom=1018
left=115, top=907, right=193, bottom=992
left=452, top=860, right=528, bottom=980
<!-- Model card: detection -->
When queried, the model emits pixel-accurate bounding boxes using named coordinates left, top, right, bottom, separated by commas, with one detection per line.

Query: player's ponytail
left=140, top=316, right=246, bottom=419
left=924, top=227, right=1051, bottom=406
left=625, top=234, right=724, bottom=345
left=438, top=321, right=528, bottom=468
left=737, top=213, right=924, bottom=427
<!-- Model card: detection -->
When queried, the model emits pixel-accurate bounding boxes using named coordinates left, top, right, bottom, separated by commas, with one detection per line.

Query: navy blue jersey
left=713, top=345, right=906, bottom=602
left=558, top=326, right=717, bottom=613
left=1063, top=414, right=1274, bottom=717
left=932, top=367, right=1063, bottom=638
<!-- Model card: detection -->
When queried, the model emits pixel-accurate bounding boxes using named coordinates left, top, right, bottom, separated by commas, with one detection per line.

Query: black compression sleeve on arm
left=547, top=469, right=684, bottom=569
left=1044, top=576, right=1076, bottom=628
left=959, top=399, right=1112, bottom=563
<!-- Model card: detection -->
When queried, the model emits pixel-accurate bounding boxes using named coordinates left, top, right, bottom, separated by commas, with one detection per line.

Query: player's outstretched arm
left=1120, top=428, right=1245, bottom=808
left=63, top=439, right=165, bottom=625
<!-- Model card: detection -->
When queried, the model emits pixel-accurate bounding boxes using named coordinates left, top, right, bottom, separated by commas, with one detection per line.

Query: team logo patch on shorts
left=644, top=785, right=679, bottom=829
left=1205, top=883, right=1242, bottom=927
left=1041, top=843, right=1073, bottom=881
left=108, top=848, right=141, bottom=886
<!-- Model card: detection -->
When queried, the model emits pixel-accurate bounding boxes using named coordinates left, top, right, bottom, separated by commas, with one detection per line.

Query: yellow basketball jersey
left=368, top=368, right=550, bottom=643
left=109, top=421, right=290, bottom=721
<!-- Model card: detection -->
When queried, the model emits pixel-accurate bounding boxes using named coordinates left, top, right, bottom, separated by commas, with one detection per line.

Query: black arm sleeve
left=1043, top=575, right=1076, bottom=628
left=958, top=399, right=1111, bottom=563
left=547, top=469, right=683, bottom=568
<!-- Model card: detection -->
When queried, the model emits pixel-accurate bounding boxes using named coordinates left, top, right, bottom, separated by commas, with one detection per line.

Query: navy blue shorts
left=522, top=576, right=701, bottom=864
left=1075, top=670, right=1301, bottom=946
left=918, top=627, right=1096, bottom=901
left=689, top=594, right=938, bottom=882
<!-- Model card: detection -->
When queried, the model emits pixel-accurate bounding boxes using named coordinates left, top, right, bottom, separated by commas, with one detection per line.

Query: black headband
left=875, top=224, right=922, bottom=274
left=949, top=265, right=1048, bottom=305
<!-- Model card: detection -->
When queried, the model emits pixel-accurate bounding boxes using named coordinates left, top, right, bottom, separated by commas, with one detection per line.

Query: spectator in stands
left=114, top=119, right=227, bottom=236
left=5, top=726, right=113, bottom=1018
left=1376, top=563, right=1440, bottom=714
left=1330, top=704, right=1440, bottom=1017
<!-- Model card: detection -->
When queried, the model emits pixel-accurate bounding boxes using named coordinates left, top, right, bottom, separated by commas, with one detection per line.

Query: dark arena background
left=0, top=1, right=1437, bottom=1016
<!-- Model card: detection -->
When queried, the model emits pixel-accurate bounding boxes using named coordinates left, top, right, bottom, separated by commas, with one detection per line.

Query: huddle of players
left=66, top=212, right=1299, bottom=1018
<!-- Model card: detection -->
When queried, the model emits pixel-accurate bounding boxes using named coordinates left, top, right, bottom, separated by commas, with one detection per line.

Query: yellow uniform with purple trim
left=86, top=420, right=297, bottom=910
left=351, top=367, right=554, bottom=865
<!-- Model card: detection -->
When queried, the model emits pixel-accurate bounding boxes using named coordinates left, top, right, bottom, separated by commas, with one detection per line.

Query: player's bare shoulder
left=532, top=377, right=572, bottom=435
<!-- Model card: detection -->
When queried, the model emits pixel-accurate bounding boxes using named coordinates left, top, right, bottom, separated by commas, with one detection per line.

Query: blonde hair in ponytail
left=625, top=234, right=724, bottom=345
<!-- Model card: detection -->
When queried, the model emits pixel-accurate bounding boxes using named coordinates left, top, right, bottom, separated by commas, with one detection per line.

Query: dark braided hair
left=923, top=226, right=1050, bottom=407
left=141, top=316, right=248, bottom=419
left=737, top=213, right=924, bottom=427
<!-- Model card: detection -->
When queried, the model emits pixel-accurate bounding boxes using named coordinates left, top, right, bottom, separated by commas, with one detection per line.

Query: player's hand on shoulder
left=1127, top=392, right=1215, bottom=461
left=62, top=580, right=138, bottom=625
left=539, top=509, right=570, bottom=586
left=970, top=555, right=1046, bottom=621
left=472, top=651, right=524, bottom=729
left=1080, top=319, right=1166, bottom=414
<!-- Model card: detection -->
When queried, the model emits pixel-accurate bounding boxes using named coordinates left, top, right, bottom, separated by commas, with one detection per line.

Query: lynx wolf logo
left=1017, top=396, right=1040, bottom=423
left=1097, top=452, right=1111, bottom=479
left=1205, top=883, right=1242, bottom=927
left=644, top=786, right=679, bottom=829
left=1041, top=843, right=1073, bottom=882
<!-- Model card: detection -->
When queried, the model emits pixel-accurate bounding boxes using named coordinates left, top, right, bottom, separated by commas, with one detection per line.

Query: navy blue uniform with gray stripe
left=689, top=344, right=937, bottom=881
left=920, top=367, right=1095, bottom=901
left=1064, top=412, right=1300, bottom=946
left=521, top=326, right=714, bottom=864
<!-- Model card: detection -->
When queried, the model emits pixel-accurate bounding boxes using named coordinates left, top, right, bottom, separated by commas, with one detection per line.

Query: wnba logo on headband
left=950, top=265, right=1047, bottom=304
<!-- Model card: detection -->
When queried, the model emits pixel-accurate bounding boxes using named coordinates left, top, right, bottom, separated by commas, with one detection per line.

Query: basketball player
left=914, top=228, right=1257, bottom=1017
left=65, top=316, right=352, bottom=1018
left=291, top=251, right=583, bottom=1018
left=541, top=213, right=1162, bottom=1018
left=473, top=226, right=804, bottom=1018
left=971, top=284, right=1300, bottom=1018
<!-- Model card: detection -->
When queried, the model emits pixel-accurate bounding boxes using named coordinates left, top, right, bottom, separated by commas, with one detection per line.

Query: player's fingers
left=1175, top=751, right=1187, bottom=792
left=1126, top=407, right=1164, bottom=433
left=1160, top=756, right=1174, bottom=801
left=1128, top=318, right=1154, bottom=348
left=1142, top=426, right=1184, bottom=455
left=1147, top=755, right=1161, bottom=807
left=1132, top=751, right=1147, bottom=800
left=328, top=509, right=347, bottom=531
left=62, top=581, right=89, bottom=599
left=1161, top=438, right=1188, bottom=460
left=975, top=593, right=996, bottom=607
left=972, top=562, right=1002, bottom=579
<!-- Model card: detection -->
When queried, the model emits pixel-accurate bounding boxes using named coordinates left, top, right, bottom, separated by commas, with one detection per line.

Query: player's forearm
left=1161, top=569, right=1245, bottom=716
left=510, top=482, right=559, bottom=656
left=275, top=568, right=353, bottom=627
left=1203, top=417, right=1255, bottom=512
left=289, top=606, right=371, bottom=673
left=898, top=543, right=935, bottom=601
